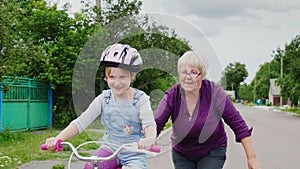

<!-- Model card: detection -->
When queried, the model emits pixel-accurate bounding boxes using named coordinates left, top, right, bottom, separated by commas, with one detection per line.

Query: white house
left=268, top=78, right=281, bottom=106
left=225, top=90, right=235, bottom=100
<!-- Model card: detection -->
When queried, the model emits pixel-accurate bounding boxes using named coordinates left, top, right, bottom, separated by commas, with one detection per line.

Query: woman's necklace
left=185, top=93, right=200, bottom=121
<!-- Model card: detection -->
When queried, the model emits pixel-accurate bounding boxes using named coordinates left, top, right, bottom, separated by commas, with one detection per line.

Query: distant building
left=225, top=90, right=235, bottom=100
left=268, top=78, right=281, bottom=106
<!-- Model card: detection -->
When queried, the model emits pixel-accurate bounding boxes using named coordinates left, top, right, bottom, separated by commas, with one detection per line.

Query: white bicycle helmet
left=100, top=44, right=143, bottom=72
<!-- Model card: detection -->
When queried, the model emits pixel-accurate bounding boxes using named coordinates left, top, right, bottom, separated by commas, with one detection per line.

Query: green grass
left=0, top=128, right=103, bottom=169
left=284, top=107, right=300, bottom=116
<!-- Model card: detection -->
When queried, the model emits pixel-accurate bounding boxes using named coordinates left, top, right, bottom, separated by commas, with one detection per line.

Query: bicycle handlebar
left=41, top=140, right=160, bottom=163
left=41, top=139, right=64, bottom=151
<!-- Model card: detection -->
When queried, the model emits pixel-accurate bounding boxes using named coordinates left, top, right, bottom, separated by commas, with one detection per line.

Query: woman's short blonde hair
left=178, top=51, right=207, bottom=77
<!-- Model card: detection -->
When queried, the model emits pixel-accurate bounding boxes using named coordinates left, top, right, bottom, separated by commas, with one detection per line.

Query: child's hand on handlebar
left=45, top=137, right=60, bottom=151
left=138, top=137, right=156, bottom=150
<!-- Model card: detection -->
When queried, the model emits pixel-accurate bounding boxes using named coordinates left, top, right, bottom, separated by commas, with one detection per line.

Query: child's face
left=106, top=67, right=134, bottom=96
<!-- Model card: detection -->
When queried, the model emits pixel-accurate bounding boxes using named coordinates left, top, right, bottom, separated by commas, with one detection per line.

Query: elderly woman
left=154, top=51, right=262, bottom=169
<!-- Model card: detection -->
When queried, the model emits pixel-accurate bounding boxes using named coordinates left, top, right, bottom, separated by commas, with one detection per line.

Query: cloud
left=142, top=0, right=300, bottom=18
left=141, top=0, right=300, bottom=83
left=144, top=1, right=251, bottom=18
left=50, top=0, right=300, bottom=83
left=141, top=0, right=300, bottom=35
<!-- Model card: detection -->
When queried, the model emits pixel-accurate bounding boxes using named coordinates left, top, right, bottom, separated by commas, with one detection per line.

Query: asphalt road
left=224, top=104, right=300, bottom=169
left=149, top=104, right=300, bottom=169
left=20, top=104, right=300, bottom=169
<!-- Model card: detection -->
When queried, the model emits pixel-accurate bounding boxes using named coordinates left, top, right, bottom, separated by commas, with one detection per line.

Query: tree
left=29, top=2, right=98, bottom=127
left=1, top=0, right=192, bottom=128
left=1, top=0, right=99, bottom=128
left=73, top=10, right=191, bottom=116
left=238, top=84, right=254, bottom=102
left=100, top=0, right=142, bottom=24
left=250, top=60, right=280, bottom=102
left=0, top=0, right=20, bottom=77
left=0, top=0, right=49, bottom=80
left=221, top=62, right=248, bottom=98
left=275, top=35, right=300, bottom=106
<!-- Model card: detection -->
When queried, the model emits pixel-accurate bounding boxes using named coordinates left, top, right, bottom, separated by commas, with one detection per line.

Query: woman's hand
left=248, top=157, right=262, bottom=169
left=240, top=136, right=262, bottom=169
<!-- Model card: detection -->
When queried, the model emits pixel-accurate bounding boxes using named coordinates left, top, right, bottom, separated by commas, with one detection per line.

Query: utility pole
left=253, top=79, right=256, bottom=103
left=95, top=0, right=101, bottom=9
left=280, top=55, right=283, bottom=78
left=280, top=56, right=283, bottom=106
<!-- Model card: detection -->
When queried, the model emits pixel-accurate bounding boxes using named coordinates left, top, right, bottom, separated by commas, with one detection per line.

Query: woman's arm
left=154, top=94, right=173, bottom=135
left=241, top=136, right=262, bottom=169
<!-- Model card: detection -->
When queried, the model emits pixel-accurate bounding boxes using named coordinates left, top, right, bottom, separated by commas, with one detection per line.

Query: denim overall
left=101, top=89, right=147, bottom=169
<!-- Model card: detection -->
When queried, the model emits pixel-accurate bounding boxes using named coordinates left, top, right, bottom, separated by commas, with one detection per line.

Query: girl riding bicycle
left=44, top=44, right=157, bottom=169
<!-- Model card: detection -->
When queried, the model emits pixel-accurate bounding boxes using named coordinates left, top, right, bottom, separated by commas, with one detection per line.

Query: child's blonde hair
left=105, top=67, right=136, bottom=81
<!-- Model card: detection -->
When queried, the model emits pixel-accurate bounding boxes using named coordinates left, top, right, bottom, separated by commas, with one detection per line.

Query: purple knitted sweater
left=155, top=80, right=252, bottom=161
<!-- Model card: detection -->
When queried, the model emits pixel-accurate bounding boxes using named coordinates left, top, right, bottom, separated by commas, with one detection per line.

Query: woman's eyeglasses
left=179, top=71, right=201, bottom=78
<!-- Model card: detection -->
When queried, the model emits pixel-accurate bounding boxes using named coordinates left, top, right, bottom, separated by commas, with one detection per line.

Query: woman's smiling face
left=178, top=64, right=203, bottom=93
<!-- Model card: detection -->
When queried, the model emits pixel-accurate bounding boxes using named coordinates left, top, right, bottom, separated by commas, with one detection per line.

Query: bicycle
left=41, top=140, right=161, bottom=169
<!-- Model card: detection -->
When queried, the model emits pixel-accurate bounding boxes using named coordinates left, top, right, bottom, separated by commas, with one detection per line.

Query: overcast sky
left=54, top=0, right=300, bottom=84
left=140, top=0, right=300, bottom=83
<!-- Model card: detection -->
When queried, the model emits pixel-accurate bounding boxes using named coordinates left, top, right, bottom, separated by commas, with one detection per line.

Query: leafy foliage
left=101, top=0, right=142, bottom=24
left=238, top=84, right=254, bottom=102
left=239, top=35, right=299, bottom=106
left=0, top=0, right=47, bottom=79
left=274, top=35, right=300, bottom=106
left=250, top=61, right=280, bottom=101
left=220, top=62, right=248, bottom=98
left=1, top=0, right=191, bottom=128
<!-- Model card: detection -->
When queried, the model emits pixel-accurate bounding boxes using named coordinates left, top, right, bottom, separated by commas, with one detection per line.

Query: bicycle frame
left=41, top=140, right=160, bottom=169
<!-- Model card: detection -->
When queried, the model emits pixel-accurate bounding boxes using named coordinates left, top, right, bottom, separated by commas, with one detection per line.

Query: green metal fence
left=0, top=76, right=52, bottom=131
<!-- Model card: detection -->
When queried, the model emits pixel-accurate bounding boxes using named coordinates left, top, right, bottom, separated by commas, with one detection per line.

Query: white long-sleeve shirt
left=71, top=89, right=156, bottom=134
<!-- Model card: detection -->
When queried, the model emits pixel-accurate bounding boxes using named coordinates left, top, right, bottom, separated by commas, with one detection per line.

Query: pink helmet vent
left=100, top=44, right=143, bottom=72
